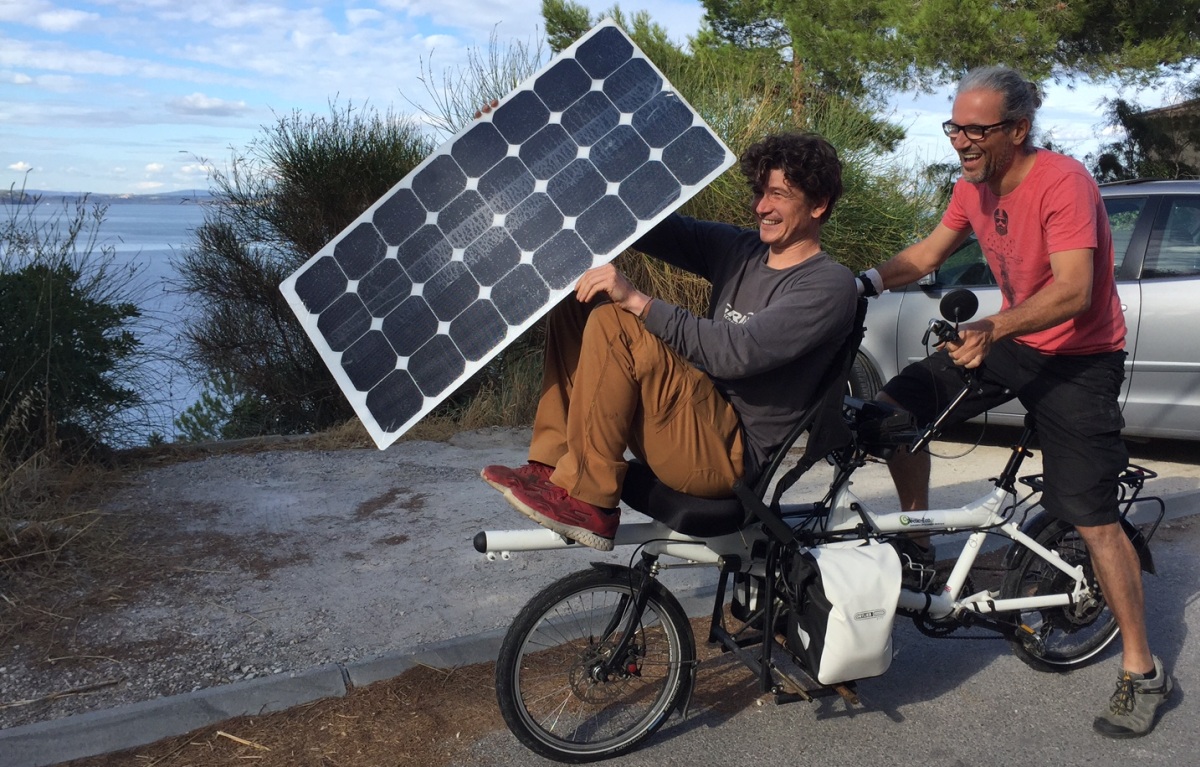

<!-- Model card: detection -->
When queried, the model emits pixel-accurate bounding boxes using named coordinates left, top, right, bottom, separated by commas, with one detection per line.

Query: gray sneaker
left=1093, top=655, right=1173, bottom=738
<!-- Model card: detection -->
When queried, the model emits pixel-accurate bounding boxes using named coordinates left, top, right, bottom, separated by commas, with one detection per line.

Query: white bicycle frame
left=476, top=476, right=1092, bottom=624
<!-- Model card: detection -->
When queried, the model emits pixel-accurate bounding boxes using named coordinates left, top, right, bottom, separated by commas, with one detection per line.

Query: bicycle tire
left=1000, top=516, right=1120, bottom=671
left=495, top=565, right=696, bottom=763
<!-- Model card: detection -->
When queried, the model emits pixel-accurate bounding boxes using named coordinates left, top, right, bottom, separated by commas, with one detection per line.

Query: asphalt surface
left=2, top=429, right=1197, bottom=767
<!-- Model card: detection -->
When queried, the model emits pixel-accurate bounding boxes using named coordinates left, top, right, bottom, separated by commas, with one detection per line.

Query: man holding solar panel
left=482, top=131, right=857, bottom=553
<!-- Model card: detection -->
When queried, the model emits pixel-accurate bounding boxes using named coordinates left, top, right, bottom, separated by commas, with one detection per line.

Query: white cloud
left=180, top=162, right=214, bottom=175
left=0, top=0, right=27, bottom=23
left=8, top=161, right=33, bottom=172
left=346, top=8, right=385, bottom=26
left=376, top=0, right=540, bottom=40
left=0, top=36, right=227, bottom=84
left=0, top=0, right=44, bottom=24
left=134, top=180, right=164, bottom=190
left=0, top=69, right=76, bottom=91
left=35, top=73, right=77, bottom=92
left=35, top=9, right=100, bottom=33
left=0, top=0, right=98, bottom=31
left=167, top=92, right=250, bottom=117
left=145, top=162, right=165, bottom=173
left=420, top=34, right=460, bottom=51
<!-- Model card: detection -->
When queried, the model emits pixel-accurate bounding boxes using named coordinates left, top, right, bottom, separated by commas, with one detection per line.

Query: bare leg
left=879, top=392, right=931, bottom=549
left=1074, top=522, right=1153, bottom=674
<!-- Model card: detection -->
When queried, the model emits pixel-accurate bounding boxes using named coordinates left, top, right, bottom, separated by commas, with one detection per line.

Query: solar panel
left=281, top=20, right=736, bottom=449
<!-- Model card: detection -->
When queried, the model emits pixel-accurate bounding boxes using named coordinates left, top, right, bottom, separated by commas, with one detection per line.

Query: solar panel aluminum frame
left=281, top=19, right=736, bottom=449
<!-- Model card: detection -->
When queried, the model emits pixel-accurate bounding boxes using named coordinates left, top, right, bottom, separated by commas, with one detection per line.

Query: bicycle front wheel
left=495, top=566, right=696, bottom=763
left=1000, top=517, right=1120, bottom=671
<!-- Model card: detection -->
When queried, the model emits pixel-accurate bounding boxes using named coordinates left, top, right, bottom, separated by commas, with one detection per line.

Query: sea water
left=9, top=196, right=209, bottom=444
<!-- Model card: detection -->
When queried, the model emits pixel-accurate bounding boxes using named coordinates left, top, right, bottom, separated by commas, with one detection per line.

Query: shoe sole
left=497, top=485, right=615, bottom=552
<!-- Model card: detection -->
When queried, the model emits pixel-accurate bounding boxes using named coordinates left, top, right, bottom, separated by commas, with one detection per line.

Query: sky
left=0, top=0, right=1183, bottom=195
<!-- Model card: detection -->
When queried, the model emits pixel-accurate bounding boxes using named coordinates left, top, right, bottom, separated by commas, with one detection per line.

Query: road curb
left=0, top=584, right=719, bottom=767
left=0, top=664, right=347, bottom=767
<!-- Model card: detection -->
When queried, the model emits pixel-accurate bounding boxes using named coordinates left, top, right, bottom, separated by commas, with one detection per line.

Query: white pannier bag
left=785, top=541, right=902, bottom=685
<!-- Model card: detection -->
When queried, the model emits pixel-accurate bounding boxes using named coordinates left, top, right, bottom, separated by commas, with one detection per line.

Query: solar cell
left=281, top=20, right=735, bottom=448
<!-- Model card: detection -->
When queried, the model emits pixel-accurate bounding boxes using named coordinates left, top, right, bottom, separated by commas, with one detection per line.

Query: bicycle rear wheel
left=1000, top=517, right=1119, bottom=671
left=495, top=566, right=695, bottom=763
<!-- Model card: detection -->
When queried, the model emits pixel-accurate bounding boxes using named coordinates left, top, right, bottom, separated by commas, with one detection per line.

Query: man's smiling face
left=950, top=88, right=1022, bottom=186
left=751, top=168, right=824, bottom=252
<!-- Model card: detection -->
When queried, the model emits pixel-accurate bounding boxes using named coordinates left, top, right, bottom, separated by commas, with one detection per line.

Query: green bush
left=0, top=192, right=143, bottom=458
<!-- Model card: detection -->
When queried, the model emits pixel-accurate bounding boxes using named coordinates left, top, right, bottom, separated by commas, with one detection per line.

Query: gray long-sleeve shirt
left=635, top=214, right=857, bottom=480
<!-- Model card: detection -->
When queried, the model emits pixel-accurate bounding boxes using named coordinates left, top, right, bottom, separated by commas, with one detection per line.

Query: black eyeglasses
left=941, top=119, right=1013, bottom=140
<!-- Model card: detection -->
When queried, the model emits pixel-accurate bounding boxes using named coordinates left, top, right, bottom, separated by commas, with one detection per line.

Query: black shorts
left=881, top=340, right=1128, bottom=527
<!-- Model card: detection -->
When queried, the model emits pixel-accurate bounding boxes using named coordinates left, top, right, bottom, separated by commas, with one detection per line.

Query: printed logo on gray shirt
left=722, top=303, right=753, bottom=324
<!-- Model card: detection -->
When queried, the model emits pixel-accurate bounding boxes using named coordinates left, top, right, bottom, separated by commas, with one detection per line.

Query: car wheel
left=848, top=353, right=882, bottom=400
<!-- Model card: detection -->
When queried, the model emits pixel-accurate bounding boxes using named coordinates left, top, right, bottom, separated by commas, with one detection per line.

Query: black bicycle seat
left=620, top=461, right=745, bottom=537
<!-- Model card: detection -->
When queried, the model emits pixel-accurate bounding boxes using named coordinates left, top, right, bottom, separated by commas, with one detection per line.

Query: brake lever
left=922, top=318, right=961, bottom=347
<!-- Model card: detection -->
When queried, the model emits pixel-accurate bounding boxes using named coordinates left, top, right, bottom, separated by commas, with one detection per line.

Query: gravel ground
left=0, top=429, right=530, bottom=729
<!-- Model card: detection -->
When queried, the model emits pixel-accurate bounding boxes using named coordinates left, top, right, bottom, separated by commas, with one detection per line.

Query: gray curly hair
left=958, top=66, right=1042, bottom=147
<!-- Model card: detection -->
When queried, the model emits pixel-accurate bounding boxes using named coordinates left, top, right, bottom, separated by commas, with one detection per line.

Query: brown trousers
left=529, top=299, right=744, bottom=509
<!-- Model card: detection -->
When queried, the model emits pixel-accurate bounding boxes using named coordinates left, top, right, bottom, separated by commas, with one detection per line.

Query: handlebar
left=922, top=318, right=962, bottom=348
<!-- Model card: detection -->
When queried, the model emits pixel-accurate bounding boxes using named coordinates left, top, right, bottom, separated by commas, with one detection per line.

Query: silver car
left=853, top=179, right=1200, bottom=439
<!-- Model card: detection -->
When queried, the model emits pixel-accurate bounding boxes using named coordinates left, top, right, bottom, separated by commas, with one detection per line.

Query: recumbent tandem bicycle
left=473, top=289, right=1163, bottom=762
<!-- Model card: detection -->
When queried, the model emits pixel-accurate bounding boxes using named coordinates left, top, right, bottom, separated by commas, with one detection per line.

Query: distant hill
left=2, top=189, right=214, bottom=205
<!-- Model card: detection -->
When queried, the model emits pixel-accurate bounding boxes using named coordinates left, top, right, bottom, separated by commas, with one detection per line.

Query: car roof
left=1099, top=179, right=1200, bottom=195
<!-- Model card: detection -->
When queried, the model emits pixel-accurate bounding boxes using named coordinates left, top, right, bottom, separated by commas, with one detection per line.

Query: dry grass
left=0, top=444, right=137, bottom=649
left=617, top=250, right=711, bottom=317
left=64, top=616, right=762, bottom=767
left=66, top=661, right=507, bottom=767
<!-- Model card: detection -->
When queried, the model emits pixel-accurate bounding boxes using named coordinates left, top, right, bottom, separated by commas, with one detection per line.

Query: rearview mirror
left=940, top=288, right=978, bottom=323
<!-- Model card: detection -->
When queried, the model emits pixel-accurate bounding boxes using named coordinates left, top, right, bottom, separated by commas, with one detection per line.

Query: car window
left=1104, top=196, right=1148, bottom=273
left=1141, top=196, right=1200, bottom=280
left=937, top=237, right=996, bottom=288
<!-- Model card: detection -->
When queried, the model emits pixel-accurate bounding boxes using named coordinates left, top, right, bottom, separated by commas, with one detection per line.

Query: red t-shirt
left=942, top=150, right=1125, bottom=354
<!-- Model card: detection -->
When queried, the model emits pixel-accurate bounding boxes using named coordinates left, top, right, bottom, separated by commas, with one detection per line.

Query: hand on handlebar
left=941, top=319, right=995, bottom=369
